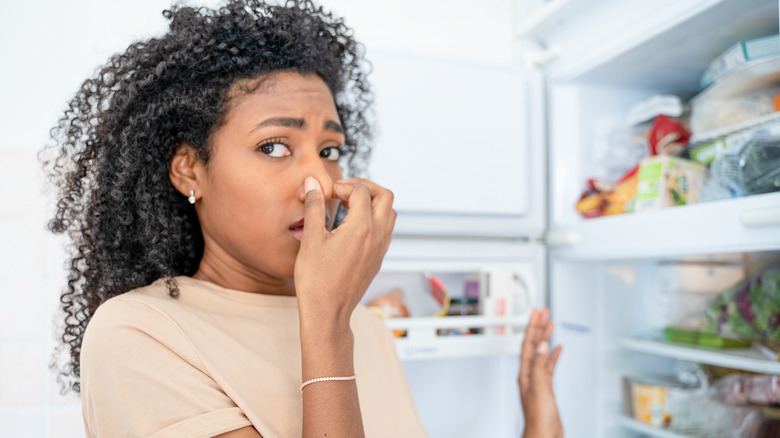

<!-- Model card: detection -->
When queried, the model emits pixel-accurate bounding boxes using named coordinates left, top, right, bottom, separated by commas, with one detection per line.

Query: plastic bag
left=706, top=261, right=780, bottom=341
left=706, top=126, right=780, bottom=197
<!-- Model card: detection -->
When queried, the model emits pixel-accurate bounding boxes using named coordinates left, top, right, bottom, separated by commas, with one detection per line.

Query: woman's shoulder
left=82, top=277, right=205, bottom=370
left=84, top=276, right=205, bottom=346
left=89, top=278, right=175, bottom=322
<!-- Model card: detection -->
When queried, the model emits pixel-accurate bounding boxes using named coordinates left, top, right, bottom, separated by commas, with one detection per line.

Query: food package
left=699, top=35, right=780, bottom=90
left=634, top=155, right=706, bottom=211
left=575, top=166, right=639, bottom=218
left=648, top=114, right=690, bottom=156
left=479, top=268, right=528, bottom=335
left=623, top=375, right=701, bottom=431
left=690, top=87, right=780, bottom=136
left=366, top=288, right=409, bottom=338
left=703, top=126, right=780, bottom=197
left=714, top=373, right=780, bottom=406
left=705, top=261, right=780, bottom=342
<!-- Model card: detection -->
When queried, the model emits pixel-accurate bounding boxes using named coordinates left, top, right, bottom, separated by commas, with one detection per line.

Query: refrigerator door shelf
left=619, top=337, right=780, bottom=375
left=383, top=315, right=526, bottom=361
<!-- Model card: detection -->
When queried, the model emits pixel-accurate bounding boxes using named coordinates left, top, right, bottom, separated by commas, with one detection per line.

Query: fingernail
left=304, top=177, right=318, bottom=194
left=536, top=341, right=549, bottom=355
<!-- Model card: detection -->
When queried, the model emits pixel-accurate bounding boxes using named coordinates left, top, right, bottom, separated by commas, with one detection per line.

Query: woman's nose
left=297, top=154, right=335, bottom=200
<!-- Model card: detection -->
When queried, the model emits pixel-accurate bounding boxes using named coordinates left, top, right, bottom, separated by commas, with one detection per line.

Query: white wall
left=0, top=0, right=515, bottom=436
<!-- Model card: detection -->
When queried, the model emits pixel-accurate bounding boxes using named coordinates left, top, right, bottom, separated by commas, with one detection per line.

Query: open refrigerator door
left=529, top=0, right=780, bottom=437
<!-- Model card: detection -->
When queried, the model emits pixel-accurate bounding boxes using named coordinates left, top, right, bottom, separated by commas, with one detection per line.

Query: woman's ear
left=169, top=144, right=203, bottom=201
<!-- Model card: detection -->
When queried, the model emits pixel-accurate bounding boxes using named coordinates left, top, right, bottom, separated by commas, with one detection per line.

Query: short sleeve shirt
left=80, top=276, right=428, bottom=438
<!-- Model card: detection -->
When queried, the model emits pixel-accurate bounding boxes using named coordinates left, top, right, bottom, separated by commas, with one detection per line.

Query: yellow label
left=632, top=383, right=666, bottom=426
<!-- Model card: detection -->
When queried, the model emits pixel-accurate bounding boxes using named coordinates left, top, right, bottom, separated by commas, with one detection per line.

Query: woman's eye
left=320, top=147, right=342, bottom=161
left=258, top=142, right=291, bottom=157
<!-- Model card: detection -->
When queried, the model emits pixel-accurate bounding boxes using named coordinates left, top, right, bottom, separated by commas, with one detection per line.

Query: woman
left=45, top=1, right=562, bottom=437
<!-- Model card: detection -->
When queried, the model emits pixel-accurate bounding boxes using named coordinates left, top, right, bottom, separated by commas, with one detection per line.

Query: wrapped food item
left=575, top=166, right=638, bottom=218
left=690, top=87, right=780, bottom=135
left=705, top=128, right=780, bottom=197
left=705, top=261, right=780, bottom=342
left=425, top=273, right=450, bottom=317
left=714, top=373, right=780, bottom=406
left=367, top=288, right=409, bottom=338
left=634, top=155, right=706, bottom=211
left=648, top=114, right=690, bottom=156
left=738, top=132, right=780, bottom=195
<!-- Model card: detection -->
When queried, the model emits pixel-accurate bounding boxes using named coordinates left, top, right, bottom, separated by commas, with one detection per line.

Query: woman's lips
left=288, top=212, right=332, bottom=242
left=289, top=218, right=304, bottom=241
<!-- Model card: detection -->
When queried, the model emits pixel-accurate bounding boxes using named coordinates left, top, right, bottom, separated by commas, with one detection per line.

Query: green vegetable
left=706, top=262, right=780, bottom=341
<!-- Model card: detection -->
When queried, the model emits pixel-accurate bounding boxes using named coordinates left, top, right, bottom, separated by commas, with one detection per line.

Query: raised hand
left=293, top=176, right=396, bottom=326
left=519, top=308, right=564, bottom=438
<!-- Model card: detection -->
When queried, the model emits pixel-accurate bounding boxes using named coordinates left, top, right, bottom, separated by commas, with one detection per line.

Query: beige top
left=81, top=276, right=427, bottom=438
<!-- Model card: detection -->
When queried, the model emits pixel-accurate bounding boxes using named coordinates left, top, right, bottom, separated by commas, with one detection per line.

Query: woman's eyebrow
left=324, top=120, right=344, bottom=134
left=251, top=116, right=305, bottom=132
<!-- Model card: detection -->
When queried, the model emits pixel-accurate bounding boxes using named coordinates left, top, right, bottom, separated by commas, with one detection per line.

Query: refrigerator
left=361, top=0, right=780, bottom=437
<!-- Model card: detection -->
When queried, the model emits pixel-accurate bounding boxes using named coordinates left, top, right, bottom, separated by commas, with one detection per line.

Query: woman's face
left=194, top=72, right=344, bottom=293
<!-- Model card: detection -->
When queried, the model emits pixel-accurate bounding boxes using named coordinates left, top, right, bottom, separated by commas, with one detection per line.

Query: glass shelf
left=550, top=192, right=780, bottom=260
left=619, top=337, right=780, bottom=374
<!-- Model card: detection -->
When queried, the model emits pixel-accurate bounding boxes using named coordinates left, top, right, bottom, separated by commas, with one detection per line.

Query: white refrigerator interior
left=366, top=0, right=780, bottom=437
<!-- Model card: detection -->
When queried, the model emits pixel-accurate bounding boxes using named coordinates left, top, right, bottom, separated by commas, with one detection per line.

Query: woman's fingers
left=333, top=182, right=373, bottom=223
left=301, top=177, right=327, bottom=242
left=547, top=345, right=563, bottom=375
left=337, top=178, right=395, bottom=216
left=519, top=309, right=539, bottom=387
left=333, top=179, right=396, bottom=234
left=520, top=308, right=561, bottom=390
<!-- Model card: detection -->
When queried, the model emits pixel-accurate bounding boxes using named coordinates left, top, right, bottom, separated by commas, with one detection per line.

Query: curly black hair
left=43, top=0, right=373, bottom=393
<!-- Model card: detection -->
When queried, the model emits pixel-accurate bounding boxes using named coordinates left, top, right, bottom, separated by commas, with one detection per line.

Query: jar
left=756, top=406, right=780, bottom=438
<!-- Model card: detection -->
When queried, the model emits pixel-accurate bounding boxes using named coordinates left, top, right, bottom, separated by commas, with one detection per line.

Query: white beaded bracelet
left=300, top=375, right=357, bottom=392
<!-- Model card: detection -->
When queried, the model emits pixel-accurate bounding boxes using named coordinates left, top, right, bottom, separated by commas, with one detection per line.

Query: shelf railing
left=382, top=316, right=528, bottom=360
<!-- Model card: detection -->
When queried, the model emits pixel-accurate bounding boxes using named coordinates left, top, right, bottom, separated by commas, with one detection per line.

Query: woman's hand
left=519, top=308, right=564, bottom=438
left=293, top=176, right=396, bottom=327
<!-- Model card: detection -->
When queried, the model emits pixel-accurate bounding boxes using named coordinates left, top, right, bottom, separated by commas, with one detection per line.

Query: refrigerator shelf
left=616, top=415, right=709, bottom=438
left=619, top=337, right=780, bottom=375
left=549, top=192, right=780, bottom=260
left=383, top=316, right=526, bottom=361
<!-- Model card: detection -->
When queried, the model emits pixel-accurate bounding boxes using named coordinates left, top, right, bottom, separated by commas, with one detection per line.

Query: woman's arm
left=294, top=177, right=396, bottom=438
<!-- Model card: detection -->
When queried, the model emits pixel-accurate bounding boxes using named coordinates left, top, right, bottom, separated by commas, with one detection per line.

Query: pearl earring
left=188, top=190, right=196, bottom=204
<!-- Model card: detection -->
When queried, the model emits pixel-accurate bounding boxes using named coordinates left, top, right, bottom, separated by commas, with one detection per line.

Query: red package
left=649, top=114, right=690, bottom=156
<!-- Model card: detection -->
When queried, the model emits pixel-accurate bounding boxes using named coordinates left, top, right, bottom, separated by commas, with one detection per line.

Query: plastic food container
left=623, top=375, right=700, bottom=431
